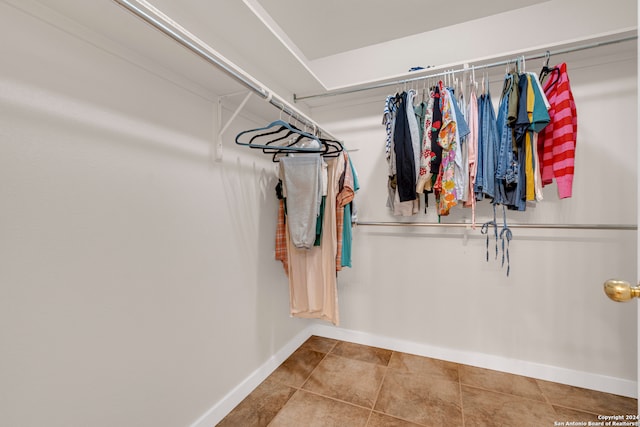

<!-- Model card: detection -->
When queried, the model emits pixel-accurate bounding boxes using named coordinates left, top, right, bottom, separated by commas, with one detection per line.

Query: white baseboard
left=189, top=328, right=313, bottom=427
left=192, top=323, right=637, bottom=426
left=309, top=323, right=638, bottom=399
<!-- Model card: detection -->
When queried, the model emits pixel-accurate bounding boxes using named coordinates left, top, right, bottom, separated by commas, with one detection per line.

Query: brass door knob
left=604, top=279, right=640, bottom=302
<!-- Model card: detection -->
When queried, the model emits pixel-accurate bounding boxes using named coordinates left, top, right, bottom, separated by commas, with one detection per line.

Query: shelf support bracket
left=214, top=91, right=252, bottom=161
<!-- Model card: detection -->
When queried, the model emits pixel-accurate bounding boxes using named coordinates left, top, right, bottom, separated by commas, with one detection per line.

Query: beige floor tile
left=367, top=411, right=425, bottom=426
left=268, top=390, right=370, bottom=427
left=537, top=379, right=637, bottom=415
left=374, top=369, right=462, bottom=426
left=302, top=354, right=386, bottom=408
left=216, top=377, right=295, bottom=427
left=267, top=347, right=326, bottom=388
left=388, top=352, right=459, bottom=383
left=459, top=365, right=545, bottom=401
left=301, top=335, right=339, bottom=354
left=219, top=338, right=638, bottom=427
left=462, top=385, right=557, bottom=427
left=330, top=341, right=393, bottom=366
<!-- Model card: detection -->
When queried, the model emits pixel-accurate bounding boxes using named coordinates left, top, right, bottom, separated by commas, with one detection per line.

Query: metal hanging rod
left=113, top=0, right=338, bottom=140
left=355, top=221, right=637, bottom=231
left=294, top=34, right=637, bottom=102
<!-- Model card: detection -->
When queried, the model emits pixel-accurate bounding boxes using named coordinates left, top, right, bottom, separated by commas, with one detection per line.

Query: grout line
left=366, top=352, right=432, bottom=427
left=266, top=337, right=342, bottom=427
left=459, top=382, right=550, bottom=404
left=368, top=352, right=391, bottom=419
left=291, top=384, right=435, bottom=427
left=297, top=336, right=342, bottom=390
left=265, top=387, right=299, bottom=427
left=536, top=378, right=555, bottom=406
left=550, top=403, right=603, bottom=416
left=369, top=409, right=431, bottom=426
left=458, top=365, right=466, bottom=427
left=364, top=409, right=374, bottom=426
left=297, top=387, right=377, bottom=412
left=298, top=350, right=332, bottom=390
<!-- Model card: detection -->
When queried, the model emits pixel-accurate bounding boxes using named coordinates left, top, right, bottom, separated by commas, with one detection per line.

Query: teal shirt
left=340, top=157, right=360, bottom=267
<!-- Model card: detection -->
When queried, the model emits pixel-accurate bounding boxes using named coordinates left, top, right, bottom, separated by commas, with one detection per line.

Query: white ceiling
left=256, top=0, right=551, bottom=60
left=237, top=0, right=637, bottom=94
left=9, top=0, right=638, bottom=117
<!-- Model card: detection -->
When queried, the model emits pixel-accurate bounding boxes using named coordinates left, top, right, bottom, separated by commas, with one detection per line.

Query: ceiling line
left=241, top=0, right=328, bottom=90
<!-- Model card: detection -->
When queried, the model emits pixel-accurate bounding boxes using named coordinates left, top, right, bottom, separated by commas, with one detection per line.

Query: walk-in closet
left=1, top=1, right=638, bottom=426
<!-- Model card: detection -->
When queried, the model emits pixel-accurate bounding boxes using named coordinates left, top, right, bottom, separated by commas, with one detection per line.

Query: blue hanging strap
left=480, top=204, right=499, bottom=262
left=499, top=205, right=513, bottom=276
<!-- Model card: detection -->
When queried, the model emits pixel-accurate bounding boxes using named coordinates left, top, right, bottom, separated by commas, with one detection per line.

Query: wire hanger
left=422, top=79, right=427, bottom=102
left=260, top=110, right=300, bottom=147
left=539, top=50, right=560, bottom=86
left=471, top=65, right=478, bottom=94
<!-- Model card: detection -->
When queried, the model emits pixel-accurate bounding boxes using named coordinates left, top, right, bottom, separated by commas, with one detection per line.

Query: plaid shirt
left=275, top=199, right=288, bottom=275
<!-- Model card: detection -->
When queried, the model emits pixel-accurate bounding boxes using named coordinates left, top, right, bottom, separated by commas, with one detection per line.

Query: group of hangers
left=505, top=52, right=560, bottom=87
left=392, top=49, right=560, bottom=105
left=235, top=108, right=343, bottom=162
left=392, top=66, right=492, bottom=105
left=464, top=66, right=492, bottom=97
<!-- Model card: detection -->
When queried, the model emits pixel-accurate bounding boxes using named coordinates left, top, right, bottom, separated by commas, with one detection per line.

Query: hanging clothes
left=494, top=72, right=521, bottom=209
left=429, top=85, right=444, bottom=188
left=383, top=95, right=396, bottom=161
left=340, top=156, right=360, bottom=268
left=380, top=61, right=576, bottom=215
left=449, top=87, right=471, bottom=203
left=494, top=71, right=551, bottom=210
left=375, top=58, right=577, bottom=277
left=475, top=88, right=498, bottom=201
left=393, top=92, right=417, bottom=202
left=416, top=86, right=435, bottom=195
left=528, top=72, right=551, bottom=201
left=384, top=95, right=398, bottom=210
left=414, top=99, right=427, bottom=151
left=435, top=81, right=459, bottom=215
left=384, top=92, right=420, bottom=216
left=280, top=154, right=324, bottom=248
left=275, top=197, right=288, bottom=275
left=285, top=156, right=341, bottom=325
left=523, top=73, right=551, bottom=202
left=406, top=89, right=422, bottom=183
left=336, top=152, right=355, bottom=271
left=538, top=62, right=577, bottom=199
left=464, top=89, right=479, bottom=226
left=271, top=147, right=357, bottom=324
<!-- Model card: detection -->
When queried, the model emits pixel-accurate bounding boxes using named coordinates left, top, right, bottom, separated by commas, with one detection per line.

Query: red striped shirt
left=538, top=63, right=577, bottom=199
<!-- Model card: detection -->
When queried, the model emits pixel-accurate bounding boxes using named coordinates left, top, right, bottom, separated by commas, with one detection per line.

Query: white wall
left=1, top=2, right=637, bottom=426
left=311, top=49, right=638, bottom=389
left=0, top=4, right=307, bottom=427
left=311, top=0, right=638, bottom=89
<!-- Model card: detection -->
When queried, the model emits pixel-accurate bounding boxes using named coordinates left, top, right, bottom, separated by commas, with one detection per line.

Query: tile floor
left=217, top=336, right=637, bottom=427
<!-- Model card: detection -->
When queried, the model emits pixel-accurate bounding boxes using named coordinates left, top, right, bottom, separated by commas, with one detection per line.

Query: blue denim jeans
left=474, top=91, right=498, bottom=200
left=494, top=74, right=525, bottom=209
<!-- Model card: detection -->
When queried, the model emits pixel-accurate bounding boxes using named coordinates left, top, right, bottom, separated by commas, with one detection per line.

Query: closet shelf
left=113, top=0, right=338, bottom=142
left=294, top=34, right=638, bottom=102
